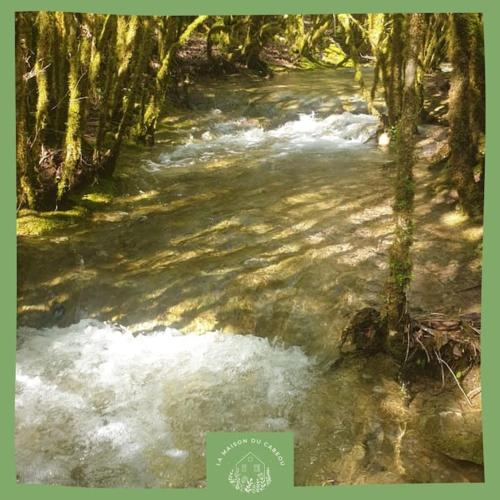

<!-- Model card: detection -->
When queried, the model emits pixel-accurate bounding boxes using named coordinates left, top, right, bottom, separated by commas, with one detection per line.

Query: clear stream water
left=16, top=69, right=483, bottom=486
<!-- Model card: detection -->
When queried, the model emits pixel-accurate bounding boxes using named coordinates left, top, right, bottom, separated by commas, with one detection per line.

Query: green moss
left=393, top=180, right=415, bottom=212
left=80, top=192, right=113, bottom=208
left=70, top=177, right=117, bottom=209
left=34, top=12, right=52, bottom=140
left=58, top=14, right=82, bottom=200
left=390, top=258, right=413, bottom=288
left=323, top=43, right=349, bottom=66
left=296, top=58, right=323, bottom=70
left=17, top=206, right=88, bottom=236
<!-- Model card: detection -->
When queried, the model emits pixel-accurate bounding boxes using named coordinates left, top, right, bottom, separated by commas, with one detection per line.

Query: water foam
left=149, top=112, right=378, bottom=169
left=16, top=320, right=315, bottom=486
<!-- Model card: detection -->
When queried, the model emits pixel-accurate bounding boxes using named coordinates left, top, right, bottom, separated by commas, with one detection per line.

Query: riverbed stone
left=409, top=368, right=483, bottom=465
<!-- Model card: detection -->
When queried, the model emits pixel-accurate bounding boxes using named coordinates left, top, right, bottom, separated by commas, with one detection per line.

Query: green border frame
left=1, top=1, right=498, bottom=498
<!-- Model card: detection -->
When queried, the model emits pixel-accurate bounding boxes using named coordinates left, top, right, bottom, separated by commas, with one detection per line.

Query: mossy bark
left=207, top=18, right=232, bottom=62
left=94, top=16, right=117, bottom=162
left=287, top=15, right=305, bottom=56
left=301, top=15, right=333, bottom=61
left=367, top=14, right=386, bottom=105
left=58, top=14, right=82, bottom=202
left=53, top=13, right=69, bottom=135
left=385, top=14, right=424, bottom=352
left=34, top=12, right=53, bottom=148
left=241, top=16, right=270, bottom=74
left=420, top=14, right=448, bottom=72
left=467, top=13, right=485, bottom=192
left=448, top=14, right=482, bottom=217
left=77, top=14, right=92, bottom=137
left=16, top=13, right=37, bottom=209
left=88, top=14, right=112, bottom=94
left=103, top=17, right=153, bottom=174
left=138, top=15, right=208, bottom=144
left=338, top=14, right=377, bottom=115
left=108, top=16, right=140, bottom=124
left=386, top=14, right=405, bottom=126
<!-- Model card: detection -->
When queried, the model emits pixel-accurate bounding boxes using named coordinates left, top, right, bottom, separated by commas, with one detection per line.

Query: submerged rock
left=408, top=367, right=483, bottom=465
left=51, top=302, right=65, bottom=319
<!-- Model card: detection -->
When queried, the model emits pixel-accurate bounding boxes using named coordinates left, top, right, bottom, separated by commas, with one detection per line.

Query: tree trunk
left=448, top=13, right=481, bottom=216
left=103, top=17, right=153, bottom=174
left=58, top=14, right=83, bottom=202
left=94, top=15, right=117, bottom=163
left=34, top=12, right=53, bottom=149
left=385, top=13, right=424, bottom=350
left=138, top=15, right=208, bottom=144
left=386, top=14, right=405, bottom=125
left=16, top=13, right=37, bottom=209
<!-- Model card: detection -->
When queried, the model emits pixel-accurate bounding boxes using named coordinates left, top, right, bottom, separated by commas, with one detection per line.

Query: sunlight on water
left=17, top=68, right=483, bottom=487
left=16, top=320, right=316, bottom=487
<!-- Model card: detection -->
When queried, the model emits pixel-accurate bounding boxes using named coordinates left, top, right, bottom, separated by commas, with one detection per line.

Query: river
left=16, top=69, right=483, bottom=486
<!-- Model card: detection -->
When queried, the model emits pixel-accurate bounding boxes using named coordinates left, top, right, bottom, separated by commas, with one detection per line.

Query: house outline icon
left=235, top=452, right=266, bottom=481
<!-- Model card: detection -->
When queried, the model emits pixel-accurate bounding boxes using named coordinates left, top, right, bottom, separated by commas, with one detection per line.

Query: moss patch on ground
left=17, top=206, right=89, bottom=237
left=17, top=176, right=123, bottom=236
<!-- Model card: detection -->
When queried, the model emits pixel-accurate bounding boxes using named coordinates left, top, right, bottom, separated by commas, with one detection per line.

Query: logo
left=228, top=452, right=272, bottom=493
left=207, top=432, right=293, bottom=495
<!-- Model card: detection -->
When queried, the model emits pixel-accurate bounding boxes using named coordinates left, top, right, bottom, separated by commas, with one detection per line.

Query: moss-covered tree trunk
left=137, top=15, right=208, bottom=144
left=103, top=17, right=153, bottom=175
left=385, top=13, right=424, bottom=351
left=57, top=14, right=83, bottom=202
left=301, top=15, right=333, bottom=61
left=206, top=17, right=232, bottom=62
left=16, top=13, right=37, bottom=209
left=108, top=16, right=140, bottom=125
left=53, top=13, right=69, bottom=136
left=286, top=15, right=305, bottom=57
left=448, top=13, right=482, bottom=216
left=386, top=14, right=405, bottom=126
left=338, top=14, right=377, bottom=115
left=467, top=14, right=485, bottom=196
left=76, top=14, right=92, bottom=134
left=34, top=12, right=53, bottom=151
left=241, top=16, right=270, bottom=74
left=94, top=15, right=118, bottom=163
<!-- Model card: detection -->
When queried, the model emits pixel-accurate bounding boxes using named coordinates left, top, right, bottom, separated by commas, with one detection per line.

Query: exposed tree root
left=340, top=309, right=481, bottom=405
left=406, top=312, right=480, bottom=365
left=403, top=312, right=480, bottom=404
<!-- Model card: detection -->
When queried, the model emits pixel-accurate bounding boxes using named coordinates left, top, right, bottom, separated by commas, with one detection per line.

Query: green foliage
left=15, top=12, right=485, bottom=217
left=323, top=43, right=351, bottom=66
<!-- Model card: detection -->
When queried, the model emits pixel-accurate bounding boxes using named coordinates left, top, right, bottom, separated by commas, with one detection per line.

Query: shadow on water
left=18, top=153, right=394, bottom=356
left=16, top=69, right=483, bottom=486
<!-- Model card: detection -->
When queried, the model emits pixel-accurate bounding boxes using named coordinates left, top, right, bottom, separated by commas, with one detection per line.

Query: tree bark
left=385, top=13, right=424, bottom=349
left=16, top=13, right=37, bottom=209
left=448, top=13, right=482, bottom=216
left=57, top=14, right=82, bottom=202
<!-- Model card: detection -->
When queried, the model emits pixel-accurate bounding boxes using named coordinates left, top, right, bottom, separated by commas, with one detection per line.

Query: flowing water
left=16, top=69, right=483, bottom=486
